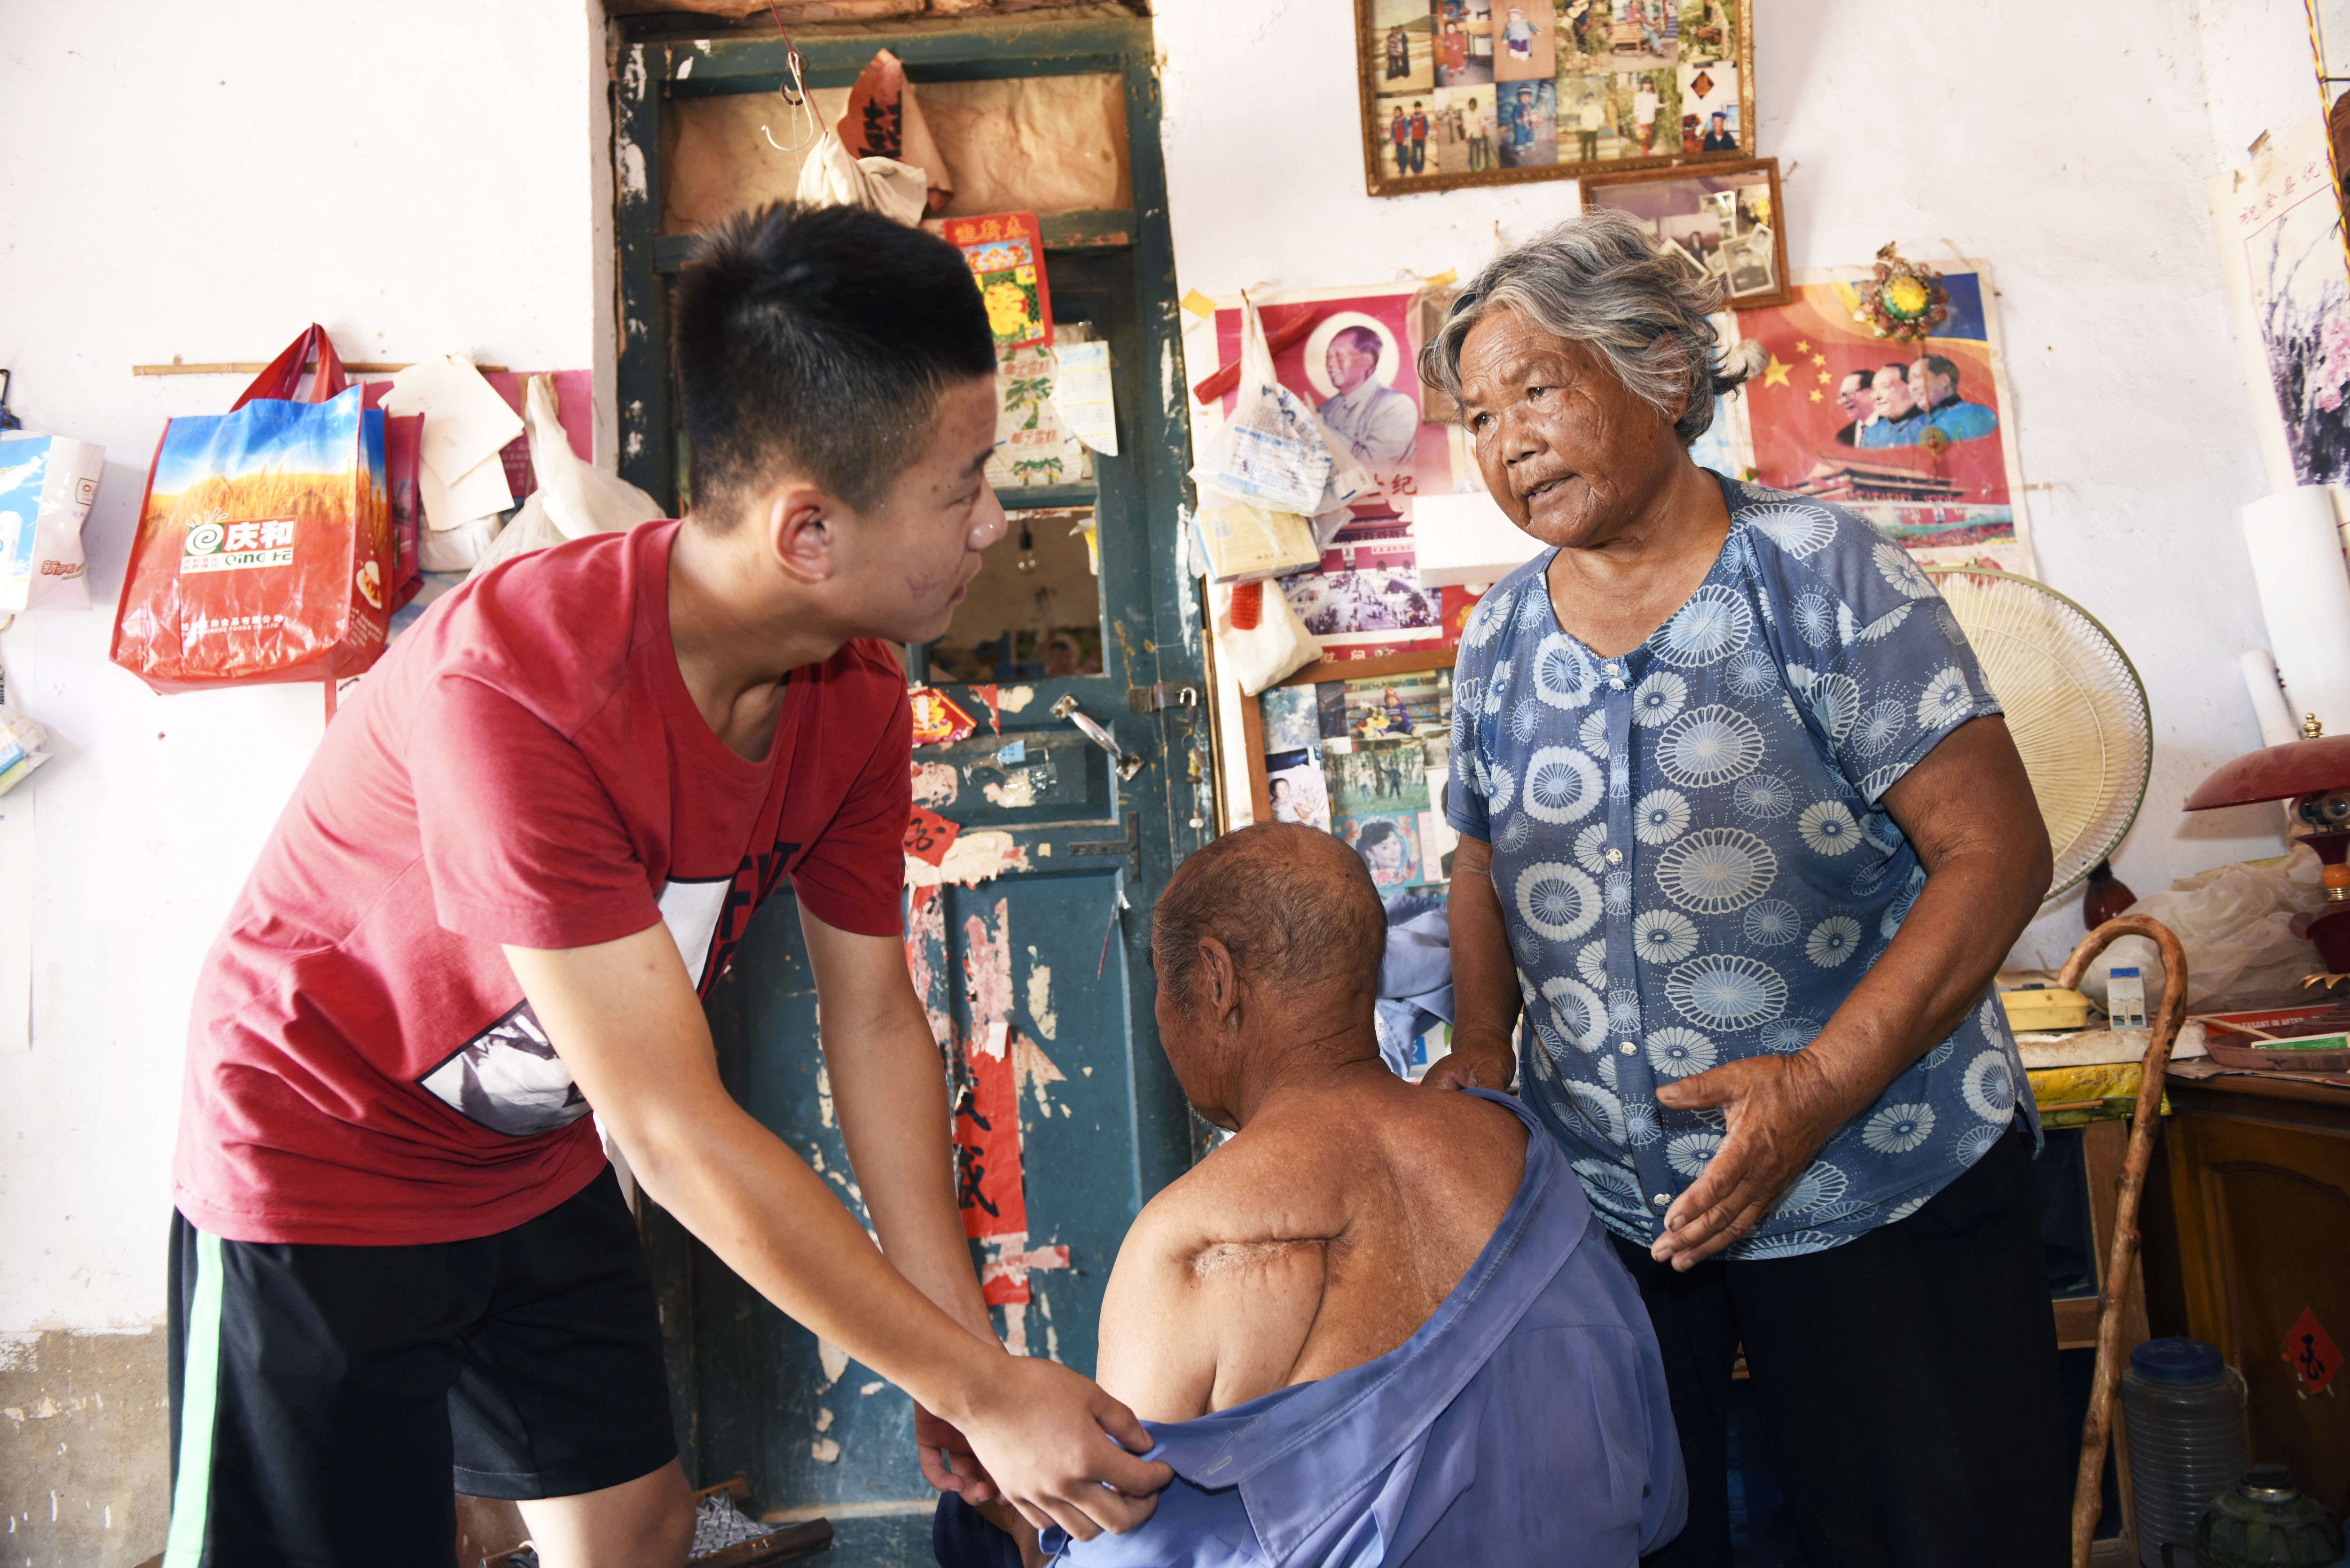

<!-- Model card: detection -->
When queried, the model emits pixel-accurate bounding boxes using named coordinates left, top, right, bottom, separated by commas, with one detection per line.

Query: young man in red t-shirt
left=164, top=203, right=1169, bottom=1565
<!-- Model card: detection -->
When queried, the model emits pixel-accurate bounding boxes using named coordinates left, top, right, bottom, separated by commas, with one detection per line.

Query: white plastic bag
left=2080, top=843, right=2332, bottom=1012
left=0, top=701, right=52, bottom=795
left=1310, top=411, right=1377, bottom=517
left=794, top=129, right=929, bottom=227
left=1213, top=577, right=1321, bottom=695
left=1193, top=296, right=1333, bottom=515
left=0, top=432, right=102, bottom=612
left=419, top=514, right=501, bottom=573
left=469, top=377, right=661, bottom=579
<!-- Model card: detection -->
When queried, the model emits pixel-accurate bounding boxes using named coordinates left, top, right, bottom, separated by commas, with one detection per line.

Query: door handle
left=1052, top=694, right=1146, bottom=780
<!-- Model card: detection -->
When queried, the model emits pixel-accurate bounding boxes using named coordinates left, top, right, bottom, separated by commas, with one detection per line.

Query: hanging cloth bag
left=111, top=325, right=392, bottom=693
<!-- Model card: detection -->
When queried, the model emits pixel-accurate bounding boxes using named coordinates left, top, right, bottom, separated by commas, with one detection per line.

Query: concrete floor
left=0, top=1327, right=172, bottom=1568
left=818, top=1512, right=939, bottom=1567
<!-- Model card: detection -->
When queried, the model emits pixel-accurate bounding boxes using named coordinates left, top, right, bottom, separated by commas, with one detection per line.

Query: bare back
left=1095, top=1069, right=1528, bottom=1422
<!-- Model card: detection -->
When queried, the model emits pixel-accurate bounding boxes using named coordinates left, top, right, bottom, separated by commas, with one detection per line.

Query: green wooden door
left=611, top=17, right=1208, bottom=1524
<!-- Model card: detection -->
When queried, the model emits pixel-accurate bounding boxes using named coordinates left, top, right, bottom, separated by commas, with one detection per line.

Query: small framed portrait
left=1357, top=0, right=1758, bottom=198
left=1577, top=156, right=1793, bottom=310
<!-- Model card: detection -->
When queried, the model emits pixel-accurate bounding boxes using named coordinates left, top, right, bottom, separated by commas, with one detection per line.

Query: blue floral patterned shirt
left=1447, top=474, right=2037, bottom=1259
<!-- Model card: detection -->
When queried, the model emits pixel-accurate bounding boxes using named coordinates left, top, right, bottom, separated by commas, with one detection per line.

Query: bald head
left=1151, top=823, right=1386, bottom=1021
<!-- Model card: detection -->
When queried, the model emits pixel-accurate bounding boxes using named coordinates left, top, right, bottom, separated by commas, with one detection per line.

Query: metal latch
left=1069, top=815, right=1142, bottom=879
left=1127, top=682, right=1200, bottom=714
left=1052, top=694, right=1146, bottom=780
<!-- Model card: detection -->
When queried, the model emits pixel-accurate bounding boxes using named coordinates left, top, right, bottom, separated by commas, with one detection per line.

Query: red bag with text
left=110, top=325, right=392, bottom=693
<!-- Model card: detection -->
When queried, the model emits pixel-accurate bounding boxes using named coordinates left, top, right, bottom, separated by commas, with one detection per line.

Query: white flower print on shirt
left=1646, top=1026, right=1717, bottom=1078
left=1733, top=772, right=1794, bottom=819
left=1808, top=673, right=1860, bottom=744
left=1652, top=585, right=1755, bottom=668
left=1726, top=647, right=1778, bottom=698
left=1915, top=664, right=1973, bottom=730
left=1660, top=706, right=1767, bottom=788
left=1805, top=914, right=1862, bottom=967
left=1797, top=800, right=1861, bottom=856
left=1634, top=788, right=1692, bottom=845
left=1793, top=589, right=1837, bottom=646
left=1873, top=541, right=1937, bottom=599
left=1580, top=707, right=1611, bottom=757
left=1856, top=699, right=1907, bottom=756
left=1522, top=746, right=1603, bottom=823
left=1655, top=828, right=1779, bottom=914
left=1862, top=1102, right=1936, bottom=1154
left=1535, top=633, right=1599, bottom=710
left=1745, top=503, right=1836, bottom=558
left=1632, top=908, right=1700, bottom=965
left=1667, top=953, right=1789, bottom=1029
left=1516, top=861, right=1601, bottom=942
left=1542, top=975, right=1606, bottom=1053
left=1961, top=1050, right=2017, bottom=1122
left=1667, top=1130, right=1724, bottom=1178
left=1632, top=670, right=1688, bottom=728
left=1742, top=899, right=1801, bottom=946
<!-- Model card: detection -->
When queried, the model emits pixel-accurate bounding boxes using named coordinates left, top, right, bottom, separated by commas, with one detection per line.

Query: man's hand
left=505, top=928, right=1167, bottom=1539
left=916, top=1402, right=996, bottom=1502
left=1651, top=1053, right=1849, bottom=1269
left=944, top=1356, right=1170, bottom=1541
left=1419, top=1039, right=1514, bottom=1093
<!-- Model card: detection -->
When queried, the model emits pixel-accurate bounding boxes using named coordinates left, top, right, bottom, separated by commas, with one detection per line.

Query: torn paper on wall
left=1051, top=340, right=1119, bottom=455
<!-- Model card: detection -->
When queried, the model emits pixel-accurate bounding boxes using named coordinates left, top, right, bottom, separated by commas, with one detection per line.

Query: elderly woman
left=1420, top=210, right=2067, bottom=1568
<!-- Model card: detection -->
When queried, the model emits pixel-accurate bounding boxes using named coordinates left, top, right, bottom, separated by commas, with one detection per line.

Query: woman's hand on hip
left=1649, top=1051, right=1849, bottom=1269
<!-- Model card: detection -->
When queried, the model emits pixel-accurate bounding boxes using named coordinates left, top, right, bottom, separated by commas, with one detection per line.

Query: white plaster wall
left=0, top=0, right=2333, bottom=1342
left=0, top=0, right=616, bottom=1336
left=1156, top=0, right=2319, bottom=968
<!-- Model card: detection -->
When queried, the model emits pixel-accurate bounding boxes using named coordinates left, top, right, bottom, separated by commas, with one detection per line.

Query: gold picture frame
left=1357, top=0, right=1757, bottom=199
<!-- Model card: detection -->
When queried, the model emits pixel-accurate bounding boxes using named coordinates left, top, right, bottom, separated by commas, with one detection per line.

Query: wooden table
left=2151, top=1061, right=2350, bottom=1516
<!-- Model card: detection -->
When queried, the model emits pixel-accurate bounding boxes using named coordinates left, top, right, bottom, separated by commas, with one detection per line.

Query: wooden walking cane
left=2057, top=915, right=2190, bottom=1568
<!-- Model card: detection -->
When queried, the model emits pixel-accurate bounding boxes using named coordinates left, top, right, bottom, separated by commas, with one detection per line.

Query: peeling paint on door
left=1024, top=956, right=1058, bottom=1040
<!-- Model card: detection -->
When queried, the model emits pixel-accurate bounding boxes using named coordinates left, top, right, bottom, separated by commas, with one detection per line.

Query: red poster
left=903, top=806, right=962, bottom=866
left=944, top=212, right=1051, bottom=351
left=2284, top=1306, right=2342, bottom=1396
left=951, top=1025, right=1026, bottom=1242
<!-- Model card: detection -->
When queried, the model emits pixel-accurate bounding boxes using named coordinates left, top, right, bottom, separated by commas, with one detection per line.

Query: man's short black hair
left=1916, top=352, right=1961, bottom=389
left=671, top=201, right=996, bottom=527
left=1335, top=324, right=1384, bottom=357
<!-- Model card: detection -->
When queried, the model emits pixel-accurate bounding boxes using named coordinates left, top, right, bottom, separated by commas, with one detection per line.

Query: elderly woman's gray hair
left=1418, top=208, right=1767, bottom=446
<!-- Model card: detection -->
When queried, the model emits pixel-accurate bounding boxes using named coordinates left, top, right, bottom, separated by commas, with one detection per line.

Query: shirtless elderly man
left=937, top=823, right=1684, bottom=1567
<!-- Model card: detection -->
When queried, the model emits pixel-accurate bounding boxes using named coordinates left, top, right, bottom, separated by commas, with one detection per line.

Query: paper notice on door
left=1051, top=341, right=1118, bottom=456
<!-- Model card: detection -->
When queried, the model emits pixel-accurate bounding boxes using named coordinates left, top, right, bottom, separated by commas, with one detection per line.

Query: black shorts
left=164, top=1168, right=676, bottom=1565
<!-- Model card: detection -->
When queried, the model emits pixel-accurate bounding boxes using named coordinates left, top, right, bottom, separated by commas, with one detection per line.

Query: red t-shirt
left=172, top=520, right=911, bottom=1246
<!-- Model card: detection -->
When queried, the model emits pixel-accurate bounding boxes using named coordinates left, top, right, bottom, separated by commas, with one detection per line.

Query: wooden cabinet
left=2156, top=1064, right=2350, bottom=1517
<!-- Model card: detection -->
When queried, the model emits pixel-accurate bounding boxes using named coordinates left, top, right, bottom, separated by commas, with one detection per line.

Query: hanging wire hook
left=758, top=0, right=819, bottom=153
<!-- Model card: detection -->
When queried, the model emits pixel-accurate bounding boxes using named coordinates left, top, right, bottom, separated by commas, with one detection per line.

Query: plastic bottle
left=2108, top=966, right=2148, bottom=1030
left=2121, top=1338, right=2249, bottom=1568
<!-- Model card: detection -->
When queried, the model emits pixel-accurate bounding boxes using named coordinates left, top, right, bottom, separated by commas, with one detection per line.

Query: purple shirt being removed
left=1045, top=1090, right=1685, bottom=1567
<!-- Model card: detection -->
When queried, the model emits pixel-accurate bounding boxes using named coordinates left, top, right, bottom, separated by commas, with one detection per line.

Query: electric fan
left=1925, top=567, right=2152, bottom=900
